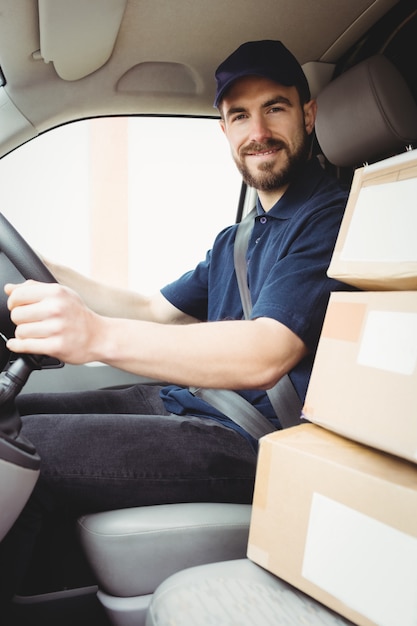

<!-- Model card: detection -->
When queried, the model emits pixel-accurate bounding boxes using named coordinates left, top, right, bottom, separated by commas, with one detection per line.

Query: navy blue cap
left=214, top=40, right=310, bottom=108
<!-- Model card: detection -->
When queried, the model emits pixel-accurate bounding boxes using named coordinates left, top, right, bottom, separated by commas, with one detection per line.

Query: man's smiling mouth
left=249, top=148, right=279, bottom=157
left=242, top=140, right=286, bottom=158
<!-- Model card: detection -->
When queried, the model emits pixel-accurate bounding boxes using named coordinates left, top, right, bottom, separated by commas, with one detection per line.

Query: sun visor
left=117, top=62, right=201, bottom=96
left=38, top=0, right=127, bottom=81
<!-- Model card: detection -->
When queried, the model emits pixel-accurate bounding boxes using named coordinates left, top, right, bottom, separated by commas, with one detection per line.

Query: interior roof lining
left=0, top=0, right=403, bottom=157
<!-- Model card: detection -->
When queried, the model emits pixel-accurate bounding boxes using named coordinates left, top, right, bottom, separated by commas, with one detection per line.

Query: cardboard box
left=327, top=149, right=417, bottom=290
left=247, top=424, right=417, bottom=626
left=303, top=290, right=417, bottom=464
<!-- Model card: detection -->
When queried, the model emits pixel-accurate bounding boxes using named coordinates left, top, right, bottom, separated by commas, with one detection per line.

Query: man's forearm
left=5, top=280, right=306, bottom=388
left=93, top=315, right=307, bottom=390
left=44, top=260, right=156, bottom=320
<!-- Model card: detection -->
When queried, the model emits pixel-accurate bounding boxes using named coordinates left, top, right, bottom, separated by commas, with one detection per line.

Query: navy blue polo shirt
left=160, top=157, right=350, bottom=439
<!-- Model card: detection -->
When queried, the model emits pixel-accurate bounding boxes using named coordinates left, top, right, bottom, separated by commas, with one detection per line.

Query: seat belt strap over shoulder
left=233, top=207, right=256, bottom=319
left=191, top=208, right=302, bottom=439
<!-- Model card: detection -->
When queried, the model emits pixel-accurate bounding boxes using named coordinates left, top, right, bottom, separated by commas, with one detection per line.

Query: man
left=1, top=40, right=349, bottom=601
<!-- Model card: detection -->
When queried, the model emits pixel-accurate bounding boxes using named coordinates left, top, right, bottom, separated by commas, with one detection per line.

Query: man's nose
left=249, top=115, right=272, bottom=143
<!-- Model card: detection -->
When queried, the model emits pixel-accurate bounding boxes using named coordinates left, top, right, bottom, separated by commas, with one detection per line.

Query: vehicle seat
left=78, top=54, right=417, bottom=626
left=77, top=502, right=251, bottom=626
left=315, top=54, right=417, bottom=167
left=145, top=558, right=354, bottom=626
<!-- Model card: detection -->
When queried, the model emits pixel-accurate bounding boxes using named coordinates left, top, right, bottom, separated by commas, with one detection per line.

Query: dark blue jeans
left=0, top=384, right=257, bottom=602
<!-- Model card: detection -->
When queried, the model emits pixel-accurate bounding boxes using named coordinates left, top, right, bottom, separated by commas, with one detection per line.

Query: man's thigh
left=17, top=383, right=169, bottom=416
left=21, top=411, right=257, bottom=513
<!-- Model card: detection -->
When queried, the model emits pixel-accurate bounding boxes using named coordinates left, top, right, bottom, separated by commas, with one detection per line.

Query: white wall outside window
left=1, top=117, right=242, bottom=294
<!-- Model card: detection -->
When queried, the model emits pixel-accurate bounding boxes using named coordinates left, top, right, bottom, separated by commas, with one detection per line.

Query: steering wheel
left=0, top=213, right=55, bottom=539
left=0, top=212, right=58, bottom=370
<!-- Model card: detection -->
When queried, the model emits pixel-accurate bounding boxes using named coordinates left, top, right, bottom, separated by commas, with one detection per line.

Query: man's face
left=220, top=76, right=317, bottom=194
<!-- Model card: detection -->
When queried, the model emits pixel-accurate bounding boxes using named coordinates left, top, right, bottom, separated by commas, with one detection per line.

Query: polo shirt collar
left=256, top=157, right=323, bottom=219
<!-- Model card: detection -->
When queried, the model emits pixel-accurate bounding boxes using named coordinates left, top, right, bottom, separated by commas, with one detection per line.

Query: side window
left=0, top=117, right=241, bottom=293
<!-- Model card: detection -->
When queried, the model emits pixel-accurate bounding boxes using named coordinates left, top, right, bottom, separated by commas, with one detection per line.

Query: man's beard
left=234, top=130, right=311, bottom=192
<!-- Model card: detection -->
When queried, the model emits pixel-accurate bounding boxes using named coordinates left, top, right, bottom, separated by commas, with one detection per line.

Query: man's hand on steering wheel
left=5, top=280, right=100, bottom=365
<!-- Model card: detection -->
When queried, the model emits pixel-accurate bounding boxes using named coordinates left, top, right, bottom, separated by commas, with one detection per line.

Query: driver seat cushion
left=145, top=559, right=355, bottom=626
left=77, top=502, right=251, bottom=597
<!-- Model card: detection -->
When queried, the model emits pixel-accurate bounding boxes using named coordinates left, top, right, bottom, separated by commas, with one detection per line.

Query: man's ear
left=304, top=99, right=317, bottom=135
left=219, top=118, right=226, bottom=135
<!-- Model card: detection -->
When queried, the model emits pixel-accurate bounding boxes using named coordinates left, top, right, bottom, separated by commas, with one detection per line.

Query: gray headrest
left=315, top=55, right=417, bottom=168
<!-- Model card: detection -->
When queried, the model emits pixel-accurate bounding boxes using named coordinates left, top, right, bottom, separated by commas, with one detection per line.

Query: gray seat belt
left=190, top=208, right=303, bottom=439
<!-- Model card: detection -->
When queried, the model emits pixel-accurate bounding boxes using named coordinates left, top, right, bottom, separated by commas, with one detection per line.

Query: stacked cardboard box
left=327, top=149, right=417, bottom=291
left=247, top=150, right=417, bottom=626
left=302, top=290, right=417, bottom=462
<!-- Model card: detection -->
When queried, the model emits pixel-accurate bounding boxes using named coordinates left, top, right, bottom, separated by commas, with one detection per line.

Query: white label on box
left=302, top=493, right=417, bottom=626
left=357, top=310, right=417, bottom=375
left=340, top=178, right=417, bottom=262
